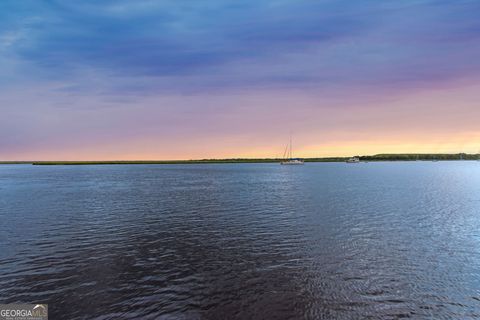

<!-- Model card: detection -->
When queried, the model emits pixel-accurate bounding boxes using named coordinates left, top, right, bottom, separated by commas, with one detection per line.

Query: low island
left=0, top=153, right=478, bottom=165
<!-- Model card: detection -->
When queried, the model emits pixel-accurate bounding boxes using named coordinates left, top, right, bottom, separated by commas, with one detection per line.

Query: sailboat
left=346, top=156, right=360, bottom=163
left=280, top=134, right=304, bottom=165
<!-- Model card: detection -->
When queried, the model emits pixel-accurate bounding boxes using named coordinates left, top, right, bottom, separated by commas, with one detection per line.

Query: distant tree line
left=359, top=153, right=479, bottom=161
left=1, top=153, right=478, bottom=165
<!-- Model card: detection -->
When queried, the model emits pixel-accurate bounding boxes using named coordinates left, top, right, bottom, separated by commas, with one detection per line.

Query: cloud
left=0, top=0, right=477, bottom=96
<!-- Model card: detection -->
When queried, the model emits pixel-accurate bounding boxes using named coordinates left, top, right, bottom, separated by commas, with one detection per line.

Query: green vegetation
left=32, top=159, right=282, bottom=165
left=30, top=158, right=344, bottom=165
left=359, top=153, right=479, bottom=161
left=18, top=153, right=479, bottom=165
left=32, top=157, right=356, bottom=165
left=0, top=161, right=32, bottom=164
left=1, top=153, right=478, bottom=165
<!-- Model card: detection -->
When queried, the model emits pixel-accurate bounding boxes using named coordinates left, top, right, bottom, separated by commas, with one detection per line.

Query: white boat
left=346, top=156, right=360, bottom=163
left=281, top=159, right=304, bottom=165
left=280, top=134, right=304, bottom=165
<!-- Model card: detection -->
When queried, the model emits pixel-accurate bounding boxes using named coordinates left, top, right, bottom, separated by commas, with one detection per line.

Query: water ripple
left=1, top=162, right=480, bottom=319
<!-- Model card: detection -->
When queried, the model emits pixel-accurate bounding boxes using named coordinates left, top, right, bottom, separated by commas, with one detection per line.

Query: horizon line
left=1, top=152, right=479, bottom=163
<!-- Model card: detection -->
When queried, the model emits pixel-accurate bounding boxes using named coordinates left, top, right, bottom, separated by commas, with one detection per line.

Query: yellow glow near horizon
left=2, top=78, right=480, bottom=161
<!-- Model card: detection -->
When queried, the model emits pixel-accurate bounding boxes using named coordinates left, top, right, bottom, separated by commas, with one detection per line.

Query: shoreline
left=0, top=153, right=479, bottom=165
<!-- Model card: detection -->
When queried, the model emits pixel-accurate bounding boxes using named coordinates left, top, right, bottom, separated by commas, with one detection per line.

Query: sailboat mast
left=279, top=132, right=304, bottom=165
left=282, top=143, right=289, bottom=160
left=289, top=133, right=292, bottom=159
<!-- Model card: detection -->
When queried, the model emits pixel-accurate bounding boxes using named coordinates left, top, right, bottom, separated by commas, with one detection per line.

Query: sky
left=1, top=0, right=480, bottom=160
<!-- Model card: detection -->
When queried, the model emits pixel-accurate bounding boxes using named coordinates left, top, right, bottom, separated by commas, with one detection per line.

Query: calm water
left=1, top=162, right=480, bottom=319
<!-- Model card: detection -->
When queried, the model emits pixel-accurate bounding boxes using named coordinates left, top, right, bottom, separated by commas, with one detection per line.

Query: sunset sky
left=1, top=0, right=480, bottom=160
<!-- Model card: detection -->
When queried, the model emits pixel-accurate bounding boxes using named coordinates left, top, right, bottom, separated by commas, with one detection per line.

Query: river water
left=1, top=162, right=479, bottom=319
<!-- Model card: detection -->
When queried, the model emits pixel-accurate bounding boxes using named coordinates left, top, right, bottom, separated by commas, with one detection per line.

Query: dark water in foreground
left=1, top=162, right=480, bottom=319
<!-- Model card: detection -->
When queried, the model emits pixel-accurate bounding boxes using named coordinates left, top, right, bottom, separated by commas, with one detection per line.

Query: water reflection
left=1, top=162, right=480, bottom=319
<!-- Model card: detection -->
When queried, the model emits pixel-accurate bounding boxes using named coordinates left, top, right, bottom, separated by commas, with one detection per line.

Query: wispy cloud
left=1, top=0, right=479, bottom=94
left=1, top=0, right=480, bottom=159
